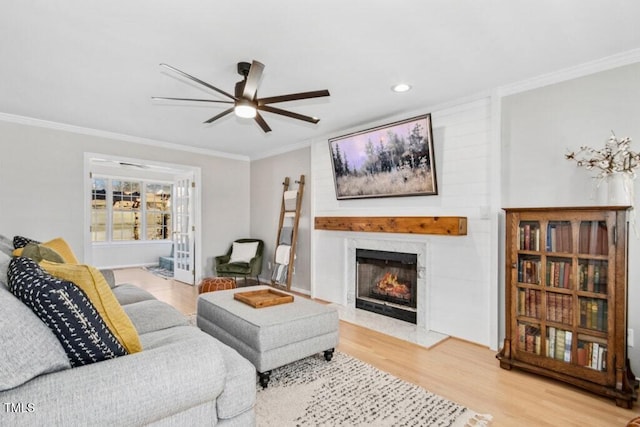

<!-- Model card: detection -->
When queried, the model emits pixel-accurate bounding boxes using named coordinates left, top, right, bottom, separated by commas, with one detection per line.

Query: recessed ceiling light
left=391, top=83, right=411, bottom=93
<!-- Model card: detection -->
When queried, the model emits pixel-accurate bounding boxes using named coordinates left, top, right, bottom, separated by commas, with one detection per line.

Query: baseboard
left=99, top=262, right=157, bottom=270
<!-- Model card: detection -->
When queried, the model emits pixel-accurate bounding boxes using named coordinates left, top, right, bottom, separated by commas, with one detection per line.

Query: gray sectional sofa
left=0, top=266, right=256, bottom=426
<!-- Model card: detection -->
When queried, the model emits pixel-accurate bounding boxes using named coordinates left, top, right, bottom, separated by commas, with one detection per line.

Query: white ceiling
left=2, top=1, right=640, bottom=159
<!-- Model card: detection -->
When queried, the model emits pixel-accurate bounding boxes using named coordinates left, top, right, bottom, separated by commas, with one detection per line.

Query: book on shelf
left=580, top=298, right=607, bottom=331
left=577, top=347, right=587, bottom=366
left=564, top=331, right=573, bottom=362
left=518, top=223, right=540, bottom=251
left=594, top=262, right=607, bottom=293
left=579, top=221, right=608, bottom=255
left=520, top=288, right=541, bottom=318
left=518, top=324, right=541, bottom=354
left=591, top=343, right=601, bottom=370
left=547, top=222, right=572, bottom=253
left=577, top=261, right=608, bottom=294
left=546, top=260, right=571, bottom=288
left=577, top=335, right=608, bottom=371
left=554, top=329, right=566, bottom=361
left=547, top=293, right=572, bottom=324
left=548, top=326, right=556, bottom=358
left=518, top=259, right=541, bottom=285
left=547, top=327, right=573, bottom=362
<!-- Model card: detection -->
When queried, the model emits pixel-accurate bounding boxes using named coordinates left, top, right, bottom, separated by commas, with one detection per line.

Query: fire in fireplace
left=355, top=248, right=417, bottom=324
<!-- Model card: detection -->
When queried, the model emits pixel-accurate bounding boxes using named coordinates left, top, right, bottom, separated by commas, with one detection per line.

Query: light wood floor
left=114, top=268, right=639, bottom=426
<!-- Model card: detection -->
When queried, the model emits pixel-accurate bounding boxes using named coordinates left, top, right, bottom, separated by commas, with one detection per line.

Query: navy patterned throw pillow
left=13, top=235, right=40, bottom=249
left=7, top=257, right=127, bottom=367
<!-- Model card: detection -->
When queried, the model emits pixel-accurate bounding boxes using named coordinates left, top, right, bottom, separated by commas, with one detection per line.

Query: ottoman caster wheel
left=324, top=348, right=335, bottom=362
left=258, top=371, right=271, bottom=388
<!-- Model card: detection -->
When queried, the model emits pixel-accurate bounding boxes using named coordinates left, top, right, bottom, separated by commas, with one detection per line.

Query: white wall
left=501, top=61, right=640, bottom=374
left=250, top=147, right=311, bottom=292
left=0, top=119, right=251, bottom=279
left=311, top=98, right=495, bottom=346
left=91, top=242, right=173, bottom=269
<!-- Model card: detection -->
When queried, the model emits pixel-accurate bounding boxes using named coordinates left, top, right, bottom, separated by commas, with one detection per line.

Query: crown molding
left=0, top=112, right=250, bottom=162
left=498, top=48, right=640, bottom=97
left=249, top=138, right=313, bottom=161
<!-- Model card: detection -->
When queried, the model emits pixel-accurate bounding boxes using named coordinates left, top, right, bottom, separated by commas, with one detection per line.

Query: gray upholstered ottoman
left=197, top=285, right=339, bottom=387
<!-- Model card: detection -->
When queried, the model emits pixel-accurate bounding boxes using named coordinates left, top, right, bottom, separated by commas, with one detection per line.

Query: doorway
left=84, top=153, right=201, bottom=285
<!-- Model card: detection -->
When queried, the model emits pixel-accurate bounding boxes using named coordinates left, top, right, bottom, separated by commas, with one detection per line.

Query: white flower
left=566, top=132, right=638, bottom=179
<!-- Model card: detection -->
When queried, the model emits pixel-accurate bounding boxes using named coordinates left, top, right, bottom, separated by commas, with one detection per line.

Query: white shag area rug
left=255, top=351, right=491, bottom=427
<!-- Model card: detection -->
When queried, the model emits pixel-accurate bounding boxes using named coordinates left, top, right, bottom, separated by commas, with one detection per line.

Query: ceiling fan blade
left=258, top=105, right=320, bottom=124
left=242, top=60, right=265, bottom=100
left=160, top=63, right=237, bottom=101
left=203, top=107, right=234, bottom=124
left=257, top=89, right=330, bottom=105
left=152, top=96, right=233, bottom=104
left=254, top=112, right=272, bottom=133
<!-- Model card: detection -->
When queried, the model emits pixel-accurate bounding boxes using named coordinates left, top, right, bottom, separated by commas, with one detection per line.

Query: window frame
left=90, top=174, right=173, bottom=244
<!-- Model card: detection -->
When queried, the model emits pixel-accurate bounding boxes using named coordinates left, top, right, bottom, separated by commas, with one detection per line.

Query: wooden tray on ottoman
left=234, top=289, right=294, bottom=308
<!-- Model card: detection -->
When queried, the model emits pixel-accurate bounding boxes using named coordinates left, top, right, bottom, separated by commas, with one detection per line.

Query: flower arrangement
left=565, top=132, right=640, bottom=178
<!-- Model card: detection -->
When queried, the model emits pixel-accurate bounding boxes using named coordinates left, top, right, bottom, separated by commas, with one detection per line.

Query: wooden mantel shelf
left=314, top=216, right=467, bottom=236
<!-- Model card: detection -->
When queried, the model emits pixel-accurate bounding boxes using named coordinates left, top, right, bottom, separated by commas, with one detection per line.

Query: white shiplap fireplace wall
left=310, top=98, right=495, bottom=347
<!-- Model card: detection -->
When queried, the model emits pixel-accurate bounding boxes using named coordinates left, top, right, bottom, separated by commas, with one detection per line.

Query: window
left=91, top=178, right=107, bottom=242
left=145, top=183, right=172, bottom=240
left=91, top=177, right=172, bottom=242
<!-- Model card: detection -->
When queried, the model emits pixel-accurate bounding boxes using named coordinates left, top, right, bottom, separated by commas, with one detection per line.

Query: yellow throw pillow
left=13, top=237, right=79, bottom=264
left=40, top=261, right=142, bottom=354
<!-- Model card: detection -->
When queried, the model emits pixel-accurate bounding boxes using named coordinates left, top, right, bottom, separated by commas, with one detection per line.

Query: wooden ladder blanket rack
left=271, top=175, right=304, bottom=290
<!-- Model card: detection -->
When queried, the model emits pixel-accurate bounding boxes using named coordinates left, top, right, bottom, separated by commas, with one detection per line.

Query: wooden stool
left=199, top=277, right=236, bottom=294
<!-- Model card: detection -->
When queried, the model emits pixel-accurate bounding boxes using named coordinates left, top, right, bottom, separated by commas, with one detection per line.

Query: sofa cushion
left=8, top=257, right=127, bottom=367
left=123, top=299, right=189, bottom=335
left=20, top=242, right=65, bottom=263
left=112, top=283, right=157, bottom=305
left=0, top=234, right=13, bottom=257
left=40, top=261, right=142, bottom=354
left=0, top=250, right=10, bottom=289
left=215, top=340, right=257, bottom=420
left=0, top=285, right=71, bottom=391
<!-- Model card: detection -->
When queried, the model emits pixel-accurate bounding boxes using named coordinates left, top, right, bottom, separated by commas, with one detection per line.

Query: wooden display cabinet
left=497, top=206, right=637, bottom=408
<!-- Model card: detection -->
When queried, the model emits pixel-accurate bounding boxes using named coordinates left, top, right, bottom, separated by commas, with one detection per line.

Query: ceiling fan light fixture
left=155, top=60, right=330, bottom=132
left=234, top=101, right=257, bottom=119
left=391, top=83, right=412, bottom=93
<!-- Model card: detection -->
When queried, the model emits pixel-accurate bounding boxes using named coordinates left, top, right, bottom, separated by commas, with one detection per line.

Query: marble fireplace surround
left=335, top=236, right=448, bottom=348
left=315, top=215, right=468, bottom=348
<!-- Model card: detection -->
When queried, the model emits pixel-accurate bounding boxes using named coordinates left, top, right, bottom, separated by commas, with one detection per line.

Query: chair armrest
left=215, top=254, right=231, bottom=266
left=248, top=253, right=263, bottom=276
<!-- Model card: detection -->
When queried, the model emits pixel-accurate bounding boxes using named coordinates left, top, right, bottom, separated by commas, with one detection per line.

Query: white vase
left=599, top=174, right=635, bottom=206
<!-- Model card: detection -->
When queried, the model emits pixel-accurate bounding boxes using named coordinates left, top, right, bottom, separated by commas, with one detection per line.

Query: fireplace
left=355, top=248, right=418, bottom=324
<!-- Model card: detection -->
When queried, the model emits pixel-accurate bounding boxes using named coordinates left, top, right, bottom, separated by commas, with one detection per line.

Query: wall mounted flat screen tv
left=328, top=113, right=437, bottom=200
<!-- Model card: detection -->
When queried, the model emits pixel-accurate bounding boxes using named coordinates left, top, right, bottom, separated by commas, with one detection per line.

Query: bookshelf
left=497, top=206, right=637, bottom=408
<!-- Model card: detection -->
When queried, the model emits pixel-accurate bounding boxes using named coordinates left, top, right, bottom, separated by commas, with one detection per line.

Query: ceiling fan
left=152, top=60, right=330, bottom=133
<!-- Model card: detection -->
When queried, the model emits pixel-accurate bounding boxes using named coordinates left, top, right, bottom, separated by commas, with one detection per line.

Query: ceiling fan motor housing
left=237, top=61, right=252, bottom=77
